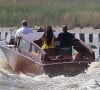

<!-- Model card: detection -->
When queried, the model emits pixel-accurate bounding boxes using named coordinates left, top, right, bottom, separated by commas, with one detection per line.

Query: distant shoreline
left=0, top=27, right=99, bottom=34
left=54, top=27, right=100, bottom=34
left=0, top=1, right=100, bottom=28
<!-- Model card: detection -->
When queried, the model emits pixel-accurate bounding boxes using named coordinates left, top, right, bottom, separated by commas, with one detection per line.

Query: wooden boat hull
left=44, top=62, right=89, bottom=77
left=0, top=45, right=90, bottom=77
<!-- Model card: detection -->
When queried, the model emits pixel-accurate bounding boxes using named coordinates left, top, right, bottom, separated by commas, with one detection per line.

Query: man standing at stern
left=15, top=20, right=33, bottom=37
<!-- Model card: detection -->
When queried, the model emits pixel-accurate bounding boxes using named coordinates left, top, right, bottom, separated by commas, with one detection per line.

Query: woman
left=41, top=26, right=55, bottom=49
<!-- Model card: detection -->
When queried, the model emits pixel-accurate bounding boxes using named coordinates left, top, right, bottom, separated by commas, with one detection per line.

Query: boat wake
left=0, top=57, right=11, bottom=71
left=0, top=53, right=100, bottom=90
left=0, top=56, right=24, bottom=77
left=0, top=32, right=99, bottom=90
left=86, top=62, right=100, bottom=75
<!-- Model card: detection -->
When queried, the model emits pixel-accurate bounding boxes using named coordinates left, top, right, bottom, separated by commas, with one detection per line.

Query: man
left=58, top=25, right=75, bottom=48
left=15, top=20, right=33, bottom=37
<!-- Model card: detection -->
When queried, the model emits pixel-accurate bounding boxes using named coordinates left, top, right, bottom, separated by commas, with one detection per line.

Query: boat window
left=99, top=46, right=100, bottom=55
left=79, top=33, right=85, bottom=42
left=0, top=32, right=1, bottom=40
left=5, top=32, right=8, bottom=38
left=89, top=33, right=93, bottom=43
left=99, top=33, right=100, bottom=43
left=19, top=39, right=31, bottom=52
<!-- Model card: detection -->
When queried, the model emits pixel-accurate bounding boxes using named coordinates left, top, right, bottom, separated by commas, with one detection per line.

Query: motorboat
left=0, top=32, right=95, bottom=77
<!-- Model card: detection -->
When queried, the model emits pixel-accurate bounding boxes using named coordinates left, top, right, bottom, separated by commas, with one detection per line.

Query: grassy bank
left=0, top=0, right=100, bottom=29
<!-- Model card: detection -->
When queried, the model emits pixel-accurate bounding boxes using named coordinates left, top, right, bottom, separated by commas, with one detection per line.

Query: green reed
left=0, top=2, right=100, bottom=29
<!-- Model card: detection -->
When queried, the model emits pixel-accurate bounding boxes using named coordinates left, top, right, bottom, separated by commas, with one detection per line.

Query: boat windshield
left=18, top=38, right=44, bottom=58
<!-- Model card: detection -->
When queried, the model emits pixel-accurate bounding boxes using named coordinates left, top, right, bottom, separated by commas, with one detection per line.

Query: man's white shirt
left=15, top=26, right=33, bottom=37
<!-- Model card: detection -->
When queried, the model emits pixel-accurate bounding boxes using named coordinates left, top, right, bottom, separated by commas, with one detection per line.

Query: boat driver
left=14, top=20, right=33, bottom=46
left=15, top=20, right=33, bottom=38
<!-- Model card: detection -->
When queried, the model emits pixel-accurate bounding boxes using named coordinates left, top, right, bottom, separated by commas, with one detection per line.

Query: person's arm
left=71, top=33, right=75, bottom=40
left=34, top=32, right=45, bottom=47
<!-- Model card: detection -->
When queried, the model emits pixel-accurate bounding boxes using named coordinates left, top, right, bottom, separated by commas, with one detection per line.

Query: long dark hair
left=44, top=26, right=54, bottom=45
